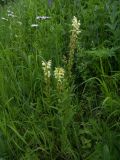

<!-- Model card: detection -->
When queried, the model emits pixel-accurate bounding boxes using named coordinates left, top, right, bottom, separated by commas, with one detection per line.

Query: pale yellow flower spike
left=42, top=60, right=52, bottom=81
left=54, top=67, right=65, bottom=83
left=72, top=16, right=81, bottom=35
left=68, top=16, right=81, bottom=78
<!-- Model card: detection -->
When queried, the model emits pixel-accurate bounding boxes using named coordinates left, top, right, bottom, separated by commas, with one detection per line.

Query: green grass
left=0, top=0, right=120, bottom=159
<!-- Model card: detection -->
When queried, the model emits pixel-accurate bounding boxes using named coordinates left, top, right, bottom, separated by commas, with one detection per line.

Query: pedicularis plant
left=0, top=0, right=120, bottom=160
left=67, top=16, right=81, bottom=78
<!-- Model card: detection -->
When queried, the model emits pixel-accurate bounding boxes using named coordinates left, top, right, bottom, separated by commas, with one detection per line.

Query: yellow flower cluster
left=72, top=16, right=81, bottom=35
left=42, top=60, right=65, bottom=84
left=42, top=60, right=51, bottom=80
left=54, top=67, right=65, bottom=83
left=67, top=16, right=81, bottom=78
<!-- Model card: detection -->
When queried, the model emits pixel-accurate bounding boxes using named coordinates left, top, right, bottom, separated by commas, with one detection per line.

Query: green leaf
left=103, top=144, right=110, bottom=160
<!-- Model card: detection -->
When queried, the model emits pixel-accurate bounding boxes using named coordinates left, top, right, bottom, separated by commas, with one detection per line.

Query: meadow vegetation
left=0, top=0, right=120, bottom=159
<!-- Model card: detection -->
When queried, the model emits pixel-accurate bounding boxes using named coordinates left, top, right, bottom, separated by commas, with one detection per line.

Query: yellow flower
left=42, top=60, right=51, bottom=79
left=71, top=16, right=81, bottom=34
left=54, top=67, right=65, bottom=82
left=67, top=16, right=81, bottom=78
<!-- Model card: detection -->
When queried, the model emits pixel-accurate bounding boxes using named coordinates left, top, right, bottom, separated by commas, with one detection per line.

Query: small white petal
left=17, top=21, right=22, bottom=25
left=31, top=24, right=38, bottom=27
left=1, top=17, right=8, bottom=21
left=36, top=16, right=51, bottom=20
left=8, top=13, right=16, bottom=17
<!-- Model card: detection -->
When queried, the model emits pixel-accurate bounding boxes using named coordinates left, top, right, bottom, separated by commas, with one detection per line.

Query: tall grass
left=0, top=0, right=120, bottom=159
